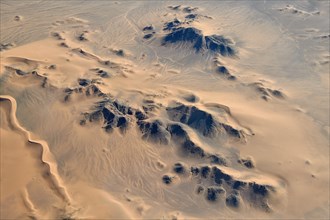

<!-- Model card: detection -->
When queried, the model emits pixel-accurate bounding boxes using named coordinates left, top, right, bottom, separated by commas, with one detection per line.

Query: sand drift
left=0, top=1, right=329, bottom=219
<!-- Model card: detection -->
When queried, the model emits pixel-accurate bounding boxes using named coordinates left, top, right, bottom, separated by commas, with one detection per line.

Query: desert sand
left=0, top=1, right=329, bottom=219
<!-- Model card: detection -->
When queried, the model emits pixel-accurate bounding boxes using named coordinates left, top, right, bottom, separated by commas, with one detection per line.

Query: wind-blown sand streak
left=0, top=95, right=73, bottom=218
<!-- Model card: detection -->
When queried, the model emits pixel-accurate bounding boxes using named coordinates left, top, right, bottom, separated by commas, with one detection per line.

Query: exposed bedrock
left=248, top=82, right=285, bottom=101
left=138, top=119, right=171, bottom=144
left=189, top=164, right=277, bottom=211
left=166, top=102, right=244, bottom=139
left=162, top=25, right=236, bottom=56
left=83, top=99, right=133, bottom=132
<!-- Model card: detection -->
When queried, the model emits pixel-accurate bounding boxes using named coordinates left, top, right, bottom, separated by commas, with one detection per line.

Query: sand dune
left=1, top=0, right=329, bottom=219
left=0, top=95, right=72, bottom=219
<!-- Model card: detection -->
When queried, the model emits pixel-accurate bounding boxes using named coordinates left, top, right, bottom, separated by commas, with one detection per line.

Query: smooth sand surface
left=1, top=1, right=329, bottom=219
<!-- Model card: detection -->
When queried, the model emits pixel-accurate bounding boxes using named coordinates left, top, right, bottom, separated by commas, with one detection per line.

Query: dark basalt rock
left=182, top=140, right=205, bottom=158
left=0, top=42, right=15, bottom=51
left=257, top=87, right=269, bottom=96
left=271, top=89, right=285, bottom=99
left=88, top=110, right=103, bottom=122
left=78, top=33, right=88, bottom=41
left=167, top=104, right=218, bottom=137
left=205, top=35, right=235, bottom=56
left=216, top=66, right=237, bottom=80
left=249, top=82, right=285, bottom=100
left=162, top=175, right=173, bottom=184
left=206, top=186, right=225, bottom=202
left=82, top=98, right=136, bottom=132
left=212, top=166, right=232, bottom=184
left=163, top=27, right=204, bottom=51
left=167, top=123, right=189, bottom=141
left=15, top=69, right=26, bottom=76
left=78, top=78, right=91, bottom=86
left=226, top=193, right=240, bottom=208
left=102, top=108, right=115, bottom=122
left=135, top=110, right=148, bottom=121
left=238, top=158, right=255, bottom=169
left=138, top=120, right=171, bottom=144
left=191, top=166, right=200, bottom=176
left=115, top=49, right=125, bottom=56
left=103, top=109, right=129, bottom=131
left=185, top=14, right=198, bottom=19
left=183, top=6, right=198, bottom=13
left=142, top=99, right=160, bottom=113
left=167, top=103, right=243, bottom=138
left=97, top=70, right=110, bottom=78
left=250, top=182, right=272, bottom=196
left=163, top=19, right=182, bottom=31
left=201, top=166, right=211, bottom=178
left=143, top=34, right=153, bottom=39
left=162, top=26, right=236, bottom=56
left=113, top=100, right=134, bottom=115
left=222, top=124, right=242, bottom=138
left=216, top=66, right=230, bottom=76
left=196, top=185, right=205, bottom=194
left=232, top=180, right=247, bottom=190
left=143, top=25, right=154, bottom=31
left=209, top=154, right=228, bottom=166
left=87, top=107, right=129, bottom=132
left=188, top=162, right=276, bottom=211
left=117, top=116, right=128, bottom=127
left=173, top=162, right=186, bottom=174
left=227, top=75, right=237, bottom=81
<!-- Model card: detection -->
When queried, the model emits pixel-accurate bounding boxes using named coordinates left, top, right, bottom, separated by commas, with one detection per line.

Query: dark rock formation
left=96, top=69, right=110, bottom=78
left=191, top=166, right=200, bottom=176
left=209, top=154, right=228, bottom=166
left=143, top=25, right=154, bottom=31
left=212, top=166, right=232, bottom=184
left=78, top=78, right=91, bottom=86
left=232, top=180, right=247, bottom=190
left=81, top=97, right=140, bottom=132
left=206, top=186, right=225, bottom=202
left=182, top=139, right=206, bottom=158
left=163, top=19, right=182, bottom=31
left=196, top=185, right=205, bottom=194
left=15, top=69, right=26, bottom=76
left=166, top=104, right=218, bottom=136
left=205, top=35, right=235, bottom=56
left=173, top=162, right=186, bottom=174
left=226, top=193, right=240, bottom=208
left=182, top=93, right=199, bottom=103
left=166, top=103, right=243, bottom=138
left=238, top=157, right=255, bottom=169
left=0, top=42, right=15, bottom=51
left=162, top=175, right=173, bottom=184
left=162, top=25, right=236, bottom=56
left=201, top=166, right=211, bottom=178
left=167, top=123, right=189, bottom=141
left=271, top=89, right=285, bottom=99
left=249, top=182, right=273, bottom=197
left=182, top=6, right=198, bottom=13
left=249, top=82, right=285, bottom=100
left=143, top=34, right=153, bottom=39
left=163, top=27, right=204, bottom=51
left=216, top=66, right=230, bottom=76
left=138, top=120, right=171, bottom=144
left=135, top=110, right=148, bottom=121
left=185, top=14, right=198, bottom=19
